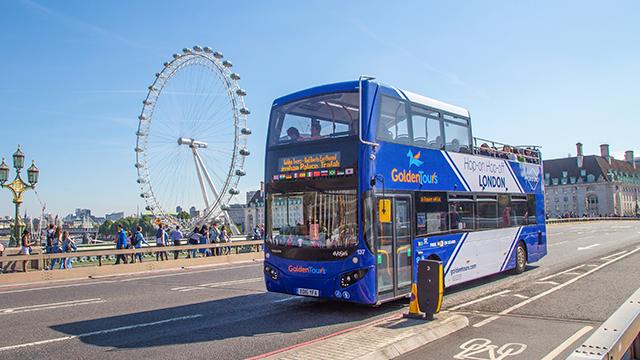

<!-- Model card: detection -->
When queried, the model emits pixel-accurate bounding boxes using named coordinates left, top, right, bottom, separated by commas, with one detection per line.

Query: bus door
left=375, top=195, right=413, bottom=300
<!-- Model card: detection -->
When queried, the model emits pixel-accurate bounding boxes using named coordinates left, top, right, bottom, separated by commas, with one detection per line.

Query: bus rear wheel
left=513, top=242, right=527, bottom=274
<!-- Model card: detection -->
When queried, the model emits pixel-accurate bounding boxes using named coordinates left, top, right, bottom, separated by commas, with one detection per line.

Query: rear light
left=264, top=265, right=279, bottom=280
left=340, top=268, right=368, bottom=288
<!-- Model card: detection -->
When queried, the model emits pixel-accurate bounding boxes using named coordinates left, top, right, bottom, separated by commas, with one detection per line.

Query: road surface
left=0, top=221, right=638, bottom=359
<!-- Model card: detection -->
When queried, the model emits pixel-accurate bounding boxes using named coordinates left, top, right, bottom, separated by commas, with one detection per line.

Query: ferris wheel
left=135, top=46, right=251, bottom=232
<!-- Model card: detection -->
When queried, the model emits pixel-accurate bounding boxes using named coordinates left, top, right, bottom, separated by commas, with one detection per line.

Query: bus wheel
left=513, top=242, right=527, bottom=274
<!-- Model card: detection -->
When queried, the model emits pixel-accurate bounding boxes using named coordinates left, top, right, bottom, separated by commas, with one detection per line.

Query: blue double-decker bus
left=263, top=77, right=546, bottom=305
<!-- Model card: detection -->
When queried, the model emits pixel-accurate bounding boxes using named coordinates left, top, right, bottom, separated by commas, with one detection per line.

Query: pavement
left=0, top=221, right=638, bottom=360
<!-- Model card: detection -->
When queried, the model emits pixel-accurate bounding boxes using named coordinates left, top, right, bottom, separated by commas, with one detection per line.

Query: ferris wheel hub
left=177, top=137, right=208, bottom=148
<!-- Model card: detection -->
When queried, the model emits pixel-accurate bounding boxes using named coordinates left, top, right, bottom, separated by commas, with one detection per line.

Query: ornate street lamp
left=0, top=145, right=39, bottom=246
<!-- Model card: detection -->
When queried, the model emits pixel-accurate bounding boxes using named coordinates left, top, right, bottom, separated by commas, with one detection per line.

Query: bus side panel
left=417, top=225, right=545, bottom=288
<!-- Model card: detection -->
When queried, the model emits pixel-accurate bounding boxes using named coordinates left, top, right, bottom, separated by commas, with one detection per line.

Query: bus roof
left=271, top=79, right=471, bottom=118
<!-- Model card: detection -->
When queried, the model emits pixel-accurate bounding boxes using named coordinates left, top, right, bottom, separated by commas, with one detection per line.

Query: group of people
left=478, top=143, right=540, bottom=164
left=44, top=224, right=78, bottom=270
left=252, top=224, right=265, bottom=240
left=113, top=223, right=150, bottom=264
left=112, top=222, right=234, bottom=264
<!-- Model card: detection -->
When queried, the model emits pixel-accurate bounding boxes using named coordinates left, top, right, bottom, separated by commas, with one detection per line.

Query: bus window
left=443, top=118, right=471, bottom=153
left=415, top=192, right=447, bottom=236
left=498, top=194, right=512, bottom=227
left=527, top=195, right=537, bottom=225
left=476, top=195, right=498, bottom=229
left=411, top=105, right=442, bottom=149
left=511, top=195, right=528, bottom=225
left=377, top=96, right=411, bottom=144
left=448, top=194, right=475, bottom=231
left=268, top=92, right=358, bottom=146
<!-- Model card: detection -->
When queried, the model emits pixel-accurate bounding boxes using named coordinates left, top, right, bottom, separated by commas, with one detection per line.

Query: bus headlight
left=340, top=268, right=368, bottom=288
left=264, top=265, right=279, bottom=281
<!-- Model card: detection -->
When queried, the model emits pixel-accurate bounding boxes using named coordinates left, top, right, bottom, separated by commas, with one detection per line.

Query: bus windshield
left=268, top=92, right=359, bottom=146
left=267, top=189, right=358, bottom=249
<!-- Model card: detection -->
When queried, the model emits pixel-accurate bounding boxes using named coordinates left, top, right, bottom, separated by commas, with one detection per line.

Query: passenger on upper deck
left=287, top=127, right=302, bottom=142
left=309, top=121, right=322, bottom=140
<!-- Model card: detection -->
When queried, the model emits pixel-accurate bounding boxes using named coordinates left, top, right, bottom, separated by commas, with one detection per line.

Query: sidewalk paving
left=260, top=312, right=468, bottom=360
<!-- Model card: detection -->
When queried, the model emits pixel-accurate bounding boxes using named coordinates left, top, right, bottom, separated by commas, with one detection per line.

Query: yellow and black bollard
left=404, top=259, right=443, bottom=320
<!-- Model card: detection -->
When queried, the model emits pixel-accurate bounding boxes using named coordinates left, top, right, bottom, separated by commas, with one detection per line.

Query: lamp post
left=0, top=145, right=39, bottom=247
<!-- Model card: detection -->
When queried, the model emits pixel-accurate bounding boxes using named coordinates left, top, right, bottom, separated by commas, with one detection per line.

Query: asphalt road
left=0, top=221, right=638, bottom=360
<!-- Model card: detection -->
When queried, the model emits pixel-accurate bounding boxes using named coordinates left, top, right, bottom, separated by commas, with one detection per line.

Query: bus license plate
left=297, top=288, right=320, bottom=297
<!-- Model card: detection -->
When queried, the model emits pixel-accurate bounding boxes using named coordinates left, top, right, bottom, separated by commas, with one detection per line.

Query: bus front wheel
left=513, top=242, right=527, bottom=274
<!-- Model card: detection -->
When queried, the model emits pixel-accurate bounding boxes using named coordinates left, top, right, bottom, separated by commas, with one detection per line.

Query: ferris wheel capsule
left=213, top=51, right=223, bottom=59
left=230, top=73, right=241, bottom=80
left=192, top=45, right=202, bottom=52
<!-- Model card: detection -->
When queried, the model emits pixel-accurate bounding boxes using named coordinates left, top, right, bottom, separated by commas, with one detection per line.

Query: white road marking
left=512, top=294, right=529, bottom=299
left=448, top=290, right=512, bottom=311
left=119, top=263, right=261, bottom=282
left=535, top=281, right=560, bottom=285
left=600, top=250, right=627, bottom=261
left=0, top=281, right=116, bottom=295
left=454, top=338, right=527, bottom=359
left=472, top=315, right=500, bottom=328
left=0, top=314, right=203, bottom=352
left=577, top=244, right=600, bottom=251
left=538, top=265, right=585, bottom=282
left=548, top=241, right=568, bottom=247
left=171, top=277, right=262, bottom=292
left=540, top=325, right=593, bottom=360
left=0, top=263, right=263, bottom=295
left=0, top=298, right=105, bottom=315
left=474, top=246, right=640, bottom=328
left=272, top=296, right=299, bottom=303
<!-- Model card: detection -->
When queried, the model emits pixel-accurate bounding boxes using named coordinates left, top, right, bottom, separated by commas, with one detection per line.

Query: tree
left=177, top=211, right=191, bottom=220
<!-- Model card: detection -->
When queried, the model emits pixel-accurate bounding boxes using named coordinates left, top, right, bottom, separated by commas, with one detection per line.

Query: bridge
left=0, top=220, right=638, bottom=359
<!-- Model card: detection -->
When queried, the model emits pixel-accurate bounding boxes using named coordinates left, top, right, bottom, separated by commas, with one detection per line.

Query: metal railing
left=546, top=217, right=640, bottom=224
left=567, top=287, right=640, bottom=359
left=473, top=137, right=541, bottom=164
left=0, top=239, right=263, bottom=272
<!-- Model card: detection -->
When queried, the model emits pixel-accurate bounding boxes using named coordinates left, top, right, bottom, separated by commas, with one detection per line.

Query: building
left=105, top=212, right=125, bottom=221
left=244, top=182, right=265, bottom=233
left=226, top=203, right=246, bottom=231
left=176, top=206, right=183, bottom=214
left=543, top=143, right=640, bottom=218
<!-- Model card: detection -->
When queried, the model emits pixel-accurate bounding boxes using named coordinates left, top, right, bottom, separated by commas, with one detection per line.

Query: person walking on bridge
left=155, top=224, right=168, bottom=261
left=49, top=226, right=63, bottom=270
left=115, top=224, right=128, bottom=265
left=210, top=223, right=221, bottom=256
left=20, top=230, right=35, bottom=272
left=171, top=225, right=183, bottom=260
left=131, top=226, right=149, bottom=263
left=61, top=231, right=76, bottom=269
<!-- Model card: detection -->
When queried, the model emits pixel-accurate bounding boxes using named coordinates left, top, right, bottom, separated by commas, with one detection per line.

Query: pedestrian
left=199, top=225, right=211, bottom=257
left=114, top=224, right=128, bottom=265
left=20, top=230, right=35, bottom=272
left=155, top=224, right=168, bottom=261
left=171, top=225, right=184, bottom=260
left=61, top=231, right=76, bottom=269
left=187, top=226, right=200, bottom=258
left=49, top=226, right=63, bottom=270
left=45, top=224, right=55, bottom=255
left=220, top=225, right=230, bottom=255
left=126, top=230, right=135, bottom=263
left=131, top=226, right=149, bottom=263
left=253, top=225, right=261, bottom=240
left=210, top=223, right=221, bottom=256
left=0, top=241, right=4, bottom=273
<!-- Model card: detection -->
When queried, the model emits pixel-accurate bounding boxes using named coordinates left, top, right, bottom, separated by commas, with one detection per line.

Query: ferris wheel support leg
left=193, top=149, right=241, bottom=236
left=191, top=147, right=211, bottom=210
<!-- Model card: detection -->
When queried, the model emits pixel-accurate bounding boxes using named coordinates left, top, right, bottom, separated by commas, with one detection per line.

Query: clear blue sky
left=1, top=0, right=638, bottom=217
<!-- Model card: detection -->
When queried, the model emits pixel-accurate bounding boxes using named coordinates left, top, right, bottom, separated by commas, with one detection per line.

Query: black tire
left=513, top=242, right=527, bottom=274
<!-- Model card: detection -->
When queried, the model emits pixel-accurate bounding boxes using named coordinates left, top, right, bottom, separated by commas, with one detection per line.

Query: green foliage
left=177, top=211, right=191, bottom=220
left=97, top=216, right=156, bottom=237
